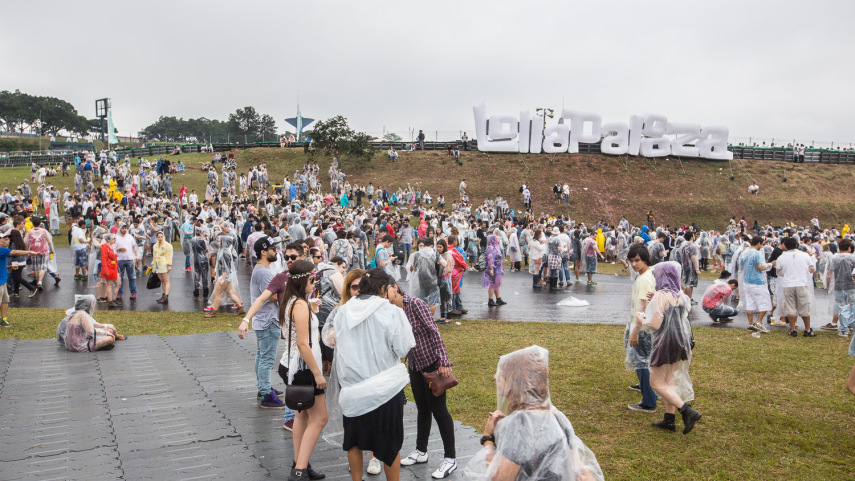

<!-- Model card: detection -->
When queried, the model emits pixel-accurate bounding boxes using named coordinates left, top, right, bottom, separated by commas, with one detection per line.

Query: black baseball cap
left=254, top=236, right=280, bottom=258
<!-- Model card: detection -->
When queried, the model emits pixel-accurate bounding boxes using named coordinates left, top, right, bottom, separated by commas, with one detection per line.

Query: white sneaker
left=366, top=456, right=382, bottom=475
left=756, top=324, right=770, bottom=333
left=400, top=450, right=428, bottom=466
left=431, top=459, right=457, bottom=479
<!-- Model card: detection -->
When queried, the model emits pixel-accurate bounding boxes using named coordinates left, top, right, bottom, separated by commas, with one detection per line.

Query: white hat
left=552, top=227, right=560, bottom=235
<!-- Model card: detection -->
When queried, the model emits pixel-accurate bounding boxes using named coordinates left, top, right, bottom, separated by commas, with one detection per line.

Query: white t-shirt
left=776, top=250, right=815, bottom=288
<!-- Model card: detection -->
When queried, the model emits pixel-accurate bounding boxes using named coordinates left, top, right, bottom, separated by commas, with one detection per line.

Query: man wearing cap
left=115, top=222, right=138, bottom=300
left=240, top=242, right=305, bottom=430
left=0, top=230, right=37, bottom=327
left=238, top=236, right=290, bottom=410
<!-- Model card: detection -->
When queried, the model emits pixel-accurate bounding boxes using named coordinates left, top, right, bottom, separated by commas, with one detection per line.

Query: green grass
left=3, top=310, right=853, bottom=480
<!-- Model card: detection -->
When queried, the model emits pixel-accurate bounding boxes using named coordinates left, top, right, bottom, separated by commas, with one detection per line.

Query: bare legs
left=158, top=272, right=171, bottom=296
left=649, top=365, right=684, bottom=415
left=348, top=449, right=400, bottom=481
left=788, top=315, right=812, bottom=332
left=292, top=395, right=327, bottom=470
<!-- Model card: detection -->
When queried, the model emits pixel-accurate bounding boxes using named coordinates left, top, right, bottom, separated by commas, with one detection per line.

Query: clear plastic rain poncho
left=87, top=227, right=106, bottom=289
left=642, top=262, right=695, bottom=403
left=56, top=295, right=98, bottom=352
left=321, top=305, right=344, bottom=446
left=208, top=224, right=240, bottom=305
left=465, top=345, right=603, bottom=481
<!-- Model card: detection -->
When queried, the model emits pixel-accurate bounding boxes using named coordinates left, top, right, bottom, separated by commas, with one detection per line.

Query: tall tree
left=305, top=115, right=375, bottom=162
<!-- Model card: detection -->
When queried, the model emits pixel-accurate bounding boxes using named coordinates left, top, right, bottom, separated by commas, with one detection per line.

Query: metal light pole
left=535, top=107, right=555, bottom=144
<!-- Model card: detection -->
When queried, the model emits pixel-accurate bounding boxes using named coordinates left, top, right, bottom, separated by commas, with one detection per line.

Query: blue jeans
left=402, top=243, right=412, bottom=262
left=117, top=260, right=137, bottom=295
left=561, top=259, right=571, bottom=283
left=255, top=322, right=280, bottom=396
left=636, top=368, right=657, bottom=408
left=703, top=304, right=738, bottom=321
left=563, top=193, right=569, bottom=204
left=835, top=289, right=855, bottom=335
left=452, top=292, right=462, bottom=311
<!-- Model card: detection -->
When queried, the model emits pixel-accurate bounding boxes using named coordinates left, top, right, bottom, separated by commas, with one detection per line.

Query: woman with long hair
left=634, top=261, right=702, bottom=434
left=152, top=231, right=173, bottom=304
left=280, top=260, right=328, bottom=481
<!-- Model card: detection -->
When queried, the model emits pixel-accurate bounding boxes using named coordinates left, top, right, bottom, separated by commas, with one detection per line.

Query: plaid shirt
left=402, top=293, right=451, bottom=371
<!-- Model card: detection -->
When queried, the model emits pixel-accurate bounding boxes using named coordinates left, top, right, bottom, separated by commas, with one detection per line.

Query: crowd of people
left=1, top=146, right=854, bottom=480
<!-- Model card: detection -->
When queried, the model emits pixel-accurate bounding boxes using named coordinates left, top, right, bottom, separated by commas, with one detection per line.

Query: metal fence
left=3, top=140, right=854, bottom=167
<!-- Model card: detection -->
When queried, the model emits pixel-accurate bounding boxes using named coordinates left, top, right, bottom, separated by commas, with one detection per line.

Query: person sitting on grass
left=701, top=270, right=738, bottom=323
left=388, top=147, right=398, bottom=162
left=465, top=345, right=603, bottom=480
left=56, top=294, right=126, bottom=352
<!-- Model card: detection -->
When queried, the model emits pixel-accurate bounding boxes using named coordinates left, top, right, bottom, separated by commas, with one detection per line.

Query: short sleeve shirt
left=250, top=264, right=278, bottom=330
left=0, top=247, right=10, bottom=285
left=631, top=270, right=655, bottom=313
left=741, top=249, right=766, bottom=285
left=831, top=253, right=855, bottom=291
left=266, top=272, right=290, bottom=305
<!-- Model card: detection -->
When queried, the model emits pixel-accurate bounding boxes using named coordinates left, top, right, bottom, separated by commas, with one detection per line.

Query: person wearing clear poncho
left=204, top=222, right=244, bottom=317
left=464, top=345, right=603, bottom=481
left=88, top=225, right=107, bottom=295
left=56, top=294, right=126, bottom=352
left=632, top=262, right=703, bottom=434
left=190, top=226, right=210, bottom=301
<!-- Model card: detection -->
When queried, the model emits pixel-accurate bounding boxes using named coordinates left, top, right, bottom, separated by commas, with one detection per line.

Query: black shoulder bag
left=284, top=299, right=317, bottom=411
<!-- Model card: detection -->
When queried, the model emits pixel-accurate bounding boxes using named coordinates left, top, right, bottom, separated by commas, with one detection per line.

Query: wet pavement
left=0, top=332, right=482, bottom=481
left=8, top=252, right=834, bottom=331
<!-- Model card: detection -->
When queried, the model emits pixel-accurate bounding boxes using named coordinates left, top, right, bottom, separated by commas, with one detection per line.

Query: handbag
left=422, top=369, right=459, bottom=397
left=284, top=301, right=316, bottom=411
left=146, top=269, right=161, bottom=289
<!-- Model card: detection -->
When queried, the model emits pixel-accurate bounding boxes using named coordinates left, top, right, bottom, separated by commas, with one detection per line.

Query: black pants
left=10, top=267, right=36, bottom=294
left=409, top=364, right=456, bottom=458
left=513, top=261, right=521, bottom=270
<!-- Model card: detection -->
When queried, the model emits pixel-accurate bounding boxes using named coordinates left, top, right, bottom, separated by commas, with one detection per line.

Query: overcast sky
left=3, top=1, right=853, bottom=145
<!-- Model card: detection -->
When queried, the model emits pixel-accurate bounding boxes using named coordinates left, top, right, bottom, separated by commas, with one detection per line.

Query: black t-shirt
left=767, top=247, right=783, bottom=278
left=477, top=228, right=487, bottom=248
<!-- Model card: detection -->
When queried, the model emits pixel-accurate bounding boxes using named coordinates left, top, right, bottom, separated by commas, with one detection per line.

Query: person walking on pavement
left=114, top=222, right=138, bottom=301
left=238, top=236, right=290, bottom=410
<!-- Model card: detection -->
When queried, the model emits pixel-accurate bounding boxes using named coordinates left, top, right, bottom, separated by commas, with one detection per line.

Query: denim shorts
left=585, top=256, right=597, bottom=274
left=418, top=286, right=440, bottom=306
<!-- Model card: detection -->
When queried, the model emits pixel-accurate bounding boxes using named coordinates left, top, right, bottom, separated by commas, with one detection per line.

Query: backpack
left=392, top=241, right=405, bottom=266
left=416, top=252, right=437, bottom=287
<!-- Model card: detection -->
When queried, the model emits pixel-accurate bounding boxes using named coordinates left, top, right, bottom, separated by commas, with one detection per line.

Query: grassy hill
left=4, top=147, right=854, bottom=230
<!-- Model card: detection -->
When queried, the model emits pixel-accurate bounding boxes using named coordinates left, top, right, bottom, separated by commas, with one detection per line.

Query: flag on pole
left=107, top=111, right=119, bottom=145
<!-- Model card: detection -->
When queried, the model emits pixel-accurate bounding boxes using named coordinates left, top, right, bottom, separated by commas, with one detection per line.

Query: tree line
left=0, top=90, right=97, bottom=137
left=139, top=106, right=279, bottom=143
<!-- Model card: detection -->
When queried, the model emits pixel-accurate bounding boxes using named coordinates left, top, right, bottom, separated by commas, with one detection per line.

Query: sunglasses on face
left=284, top=254, right=300, bottom=261
left=349, top=284, right=359, bottom=291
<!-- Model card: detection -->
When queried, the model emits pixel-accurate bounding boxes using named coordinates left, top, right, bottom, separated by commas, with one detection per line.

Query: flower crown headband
left=290, top=271, right=314, bottom=280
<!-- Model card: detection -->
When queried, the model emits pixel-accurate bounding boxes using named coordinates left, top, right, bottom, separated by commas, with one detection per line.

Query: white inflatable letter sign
left=473, top=103, right=519, bottom=152
left=563, top=110, right=602, bottom=153
left=473, top=103, right=731, bottom=160
left=600, top=122, right=629, bottom=155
